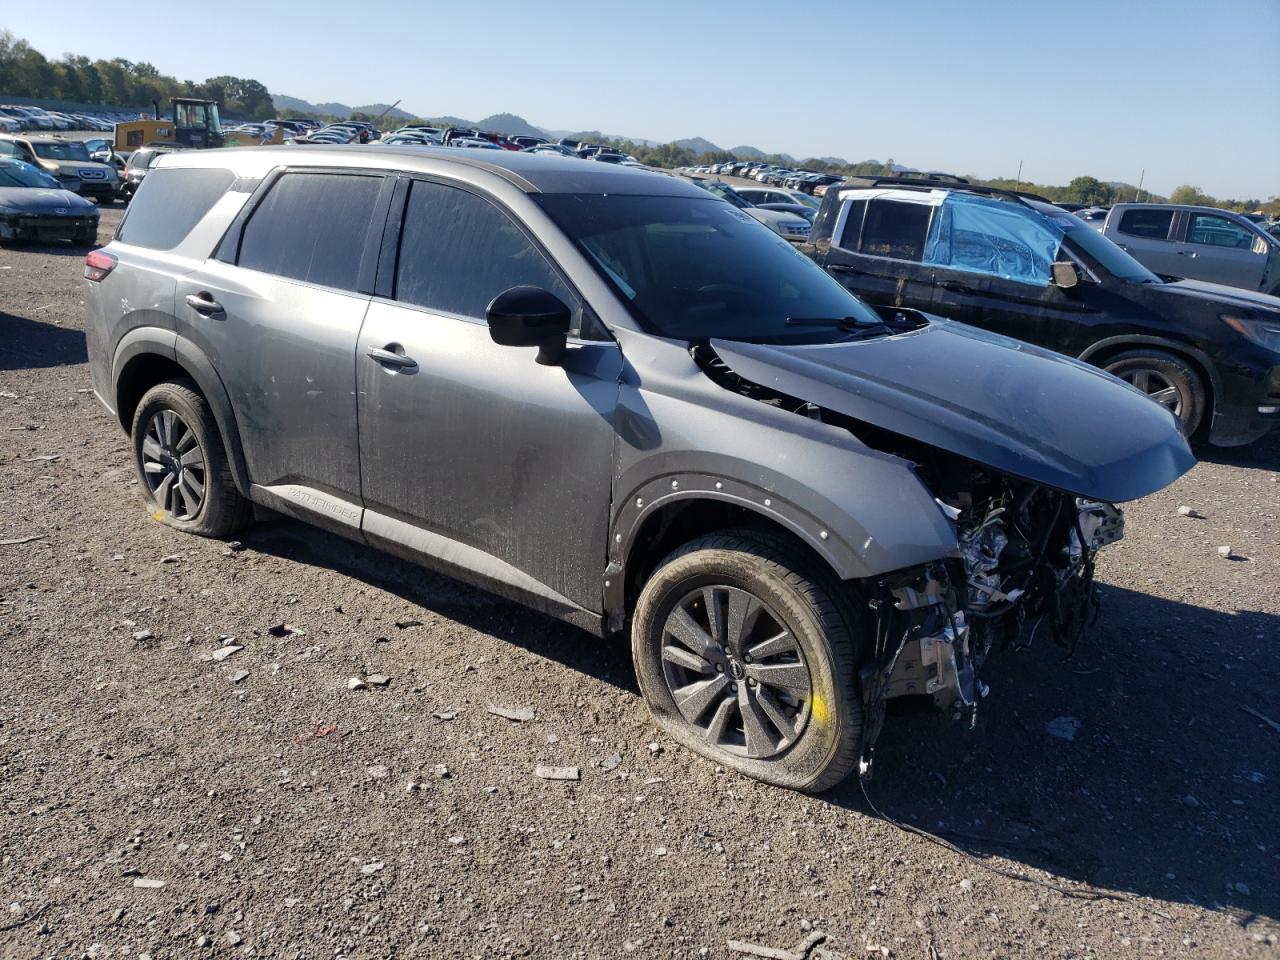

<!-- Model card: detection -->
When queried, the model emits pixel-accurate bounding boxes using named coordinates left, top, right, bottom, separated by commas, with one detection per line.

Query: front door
left=178, top=169, right=391, bottom=509
left=356, top=177, right=621, bottom=616
left=1178, top=212, right=1267, bottom=290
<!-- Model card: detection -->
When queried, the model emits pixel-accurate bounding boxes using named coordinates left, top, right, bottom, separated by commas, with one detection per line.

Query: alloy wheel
left=141, top=409, right=206, bottom=520
left=1120, top=368, right=1183, bottom=416
left=659, top=585, right=812, bottom=759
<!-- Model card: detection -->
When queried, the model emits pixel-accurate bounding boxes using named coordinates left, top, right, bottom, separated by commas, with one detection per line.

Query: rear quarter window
left=117, top=167, right=235, bottom=250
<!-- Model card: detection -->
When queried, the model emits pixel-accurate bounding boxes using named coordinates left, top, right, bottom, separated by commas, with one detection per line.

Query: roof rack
left=839, top=175, right=1051, bottom=205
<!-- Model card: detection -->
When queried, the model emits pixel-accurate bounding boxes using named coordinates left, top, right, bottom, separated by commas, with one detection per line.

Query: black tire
left=1103, top=349, right=1207, bottom=436
left=632, top=530, right=863, bottom=792
left=130, top=380, right=252, bottom=538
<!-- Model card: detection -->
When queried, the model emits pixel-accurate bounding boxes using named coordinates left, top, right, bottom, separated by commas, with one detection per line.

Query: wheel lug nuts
left=729, top=683, right=738, bottom=693
left=715, top=664, right=724, bottom=673
left=747, top=678, right=757, bottom=687
left=743, top=655, right=752, bottom=664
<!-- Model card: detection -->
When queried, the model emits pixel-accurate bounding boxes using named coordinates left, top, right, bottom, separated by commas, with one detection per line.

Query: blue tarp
left=924, top=193, right=1064, bottom=286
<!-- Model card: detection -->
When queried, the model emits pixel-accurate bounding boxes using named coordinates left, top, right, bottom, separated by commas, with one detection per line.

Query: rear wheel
left=1103, top=349, right=1206, bottom=436
left=632, top=531, right=863, bottom=792
left=131, top=380, right=251, bottom=537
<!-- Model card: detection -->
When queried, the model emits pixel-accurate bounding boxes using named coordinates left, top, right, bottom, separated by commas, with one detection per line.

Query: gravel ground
left=1, top=208, right=1277, bottom=959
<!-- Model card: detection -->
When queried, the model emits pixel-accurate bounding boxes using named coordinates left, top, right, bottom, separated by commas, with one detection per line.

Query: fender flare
left=1078, top=334, right=1223, bottom=405
left=111, top=329, right=253, bottom=497
left=602, top=470, right=917, bottom=624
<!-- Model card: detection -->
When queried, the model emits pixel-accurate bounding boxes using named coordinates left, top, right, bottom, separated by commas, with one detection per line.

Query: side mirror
left=1051, top=261, right=1080, bottom=289
left=486, top=285, right=571, bottom=365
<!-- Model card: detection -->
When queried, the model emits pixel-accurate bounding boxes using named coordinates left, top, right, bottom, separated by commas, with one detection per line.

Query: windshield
left=33, top=141, right=90, bottom=162
left=536, top=193, right=882, bottom=342
left=695, top=181, right=751, bottom=209
left=1029, top=201, right=1161, bottom=282
left=0, top=160, right=59, bottom=188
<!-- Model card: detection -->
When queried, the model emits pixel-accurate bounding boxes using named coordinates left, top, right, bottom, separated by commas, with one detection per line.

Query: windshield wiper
left=784, top=316, right=879, bottom=328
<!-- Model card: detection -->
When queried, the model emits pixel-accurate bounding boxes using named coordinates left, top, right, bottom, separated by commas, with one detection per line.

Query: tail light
left=84, top=249, right=117, bottom=282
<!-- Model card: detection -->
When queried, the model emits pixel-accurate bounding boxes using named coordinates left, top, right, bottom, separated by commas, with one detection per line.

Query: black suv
left=804, top=177, right=1280, bottom=446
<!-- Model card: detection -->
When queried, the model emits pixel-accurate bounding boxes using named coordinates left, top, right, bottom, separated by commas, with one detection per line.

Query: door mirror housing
left=486, top=286, right=572, bottom=365
left=1051, top=261, right=1080, bottom=289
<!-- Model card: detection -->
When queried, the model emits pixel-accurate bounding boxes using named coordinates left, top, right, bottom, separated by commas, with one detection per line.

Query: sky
left=6, top=0, right=1279, bottom=198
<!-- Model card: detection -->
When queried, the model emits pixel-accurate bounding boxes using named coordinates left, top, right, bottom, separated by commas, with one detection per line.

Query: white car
left=733, top=186, right=820, bottom=212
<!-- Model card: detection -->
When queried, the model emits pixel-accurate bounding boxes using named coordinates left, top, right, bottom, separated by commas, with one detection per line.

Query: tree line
left=0, top=31, right=275, bottom=120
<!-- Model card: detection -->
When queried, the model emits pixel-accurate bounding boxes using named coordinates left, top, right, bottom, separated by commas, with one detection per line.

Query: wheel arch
left=1079, top=334, right=1219, bottom=428
left=606, top=485, right=861, bottom=635
left=112, top=330, right=252, bottom=496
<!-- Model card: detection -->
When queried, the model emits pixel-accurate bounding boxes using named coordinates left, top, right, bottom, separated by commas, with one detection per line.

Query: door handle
left=1175, top=251, right=1199, bottom=258
left=366, top=345, right=417, bottom=368
left=937, top=280, right=972, bottom=292
left=185, top=292, right=224, bottom=317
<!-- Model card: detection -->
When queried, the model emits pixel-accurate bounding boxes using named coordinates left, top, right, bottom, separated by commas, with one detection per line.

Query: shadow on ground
left=241, top=518, right=1278, bottom=924
left=0, top=310, right=88, bottom=372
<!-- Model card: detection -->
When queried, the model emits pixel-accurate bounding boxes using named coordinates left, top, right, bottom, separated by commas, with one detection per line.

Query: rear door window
left=855, top=199, right=933, bottom=262
left=394, top=179, right=581, bottom=330
left=1186, top=213, right=1254, bottom=249
left=117, top=167, right=235, bottom=251
left=237, top=172, right=383, bottom=291
left=1117, top=208, right=1174, bottom=240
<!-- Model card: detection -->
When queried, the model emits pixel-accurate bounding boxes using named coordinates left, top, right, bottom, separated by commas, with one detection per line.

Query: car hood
left=746, top=207, right=808, bottom=227
left=0, top=186, right=97, bottom=213
left=1146, top=278, right=1280, bottom=315
left=711, top=319, right=1194, bottom=503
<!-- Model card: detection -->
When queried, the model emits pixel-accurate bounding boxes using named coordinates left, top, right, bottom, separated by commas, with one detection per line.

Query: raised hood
left=711, top=320, right=1195, bottom=503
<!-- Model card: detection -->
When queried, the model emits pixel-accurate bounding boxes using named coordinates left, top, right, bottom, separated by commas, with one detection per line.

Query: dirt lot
left=2, top=207, right=1278, bottom=959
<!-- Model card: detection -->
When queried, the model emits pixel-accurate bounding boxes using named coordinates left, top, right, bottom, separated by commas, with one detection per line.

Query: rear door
left=177, top=168, right=393, bottom=515
left=1108, top=207, right=1181, bottom=275
left=821, top=191, right=937, bottom=312
left=1179, top=211, right=1267, bottom=290
left=355, top=176, right=621, bottom=616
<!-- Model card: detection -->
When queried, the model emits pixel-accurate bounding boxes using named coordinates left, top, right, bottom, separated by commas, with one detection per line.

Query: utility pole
left=1015, top=159, right=1023, bottom=188
left=1135, top=168, right=1145, bottom=203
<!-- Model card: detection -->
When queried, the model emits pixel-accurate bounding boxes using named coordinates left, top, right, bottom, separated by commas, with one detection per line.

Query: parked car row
left=682, top=161, right=844, bottom=195
left=0, top=104, right=117, bottom=132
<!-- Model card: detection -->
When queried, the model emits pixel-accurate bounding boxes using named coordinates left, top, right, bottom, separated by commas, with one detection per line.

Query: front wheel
left=1103, top=349, right=1207, bottom=437
left=131, top=380, right=251, bottom=537
left=632, top=531, right=863, bottom=792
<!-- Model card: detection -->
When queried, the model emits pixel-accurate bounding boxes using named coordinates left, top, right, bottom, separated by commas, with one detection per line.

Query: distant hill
left=353, top=103, right=415, bottom=121
left=673, top=136, right=722, bottom=155
left=729, top=145, right=766, bottom=159
left=476, top=113, right=547, bottom=138
left=273, top=94, right=347, bottom=117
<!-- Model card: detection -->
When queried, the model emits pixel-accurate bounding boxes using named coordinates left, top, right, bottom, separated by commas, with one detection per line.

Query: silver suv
left=84, top=146, right=1192, bottom=791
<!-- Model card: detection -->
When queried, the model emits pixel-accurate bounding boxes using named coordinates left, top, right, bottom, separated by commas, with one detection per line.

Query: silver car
left=83, top=146, right=1191, bottom=791
left=1102, top=202, right=1280, bottom=295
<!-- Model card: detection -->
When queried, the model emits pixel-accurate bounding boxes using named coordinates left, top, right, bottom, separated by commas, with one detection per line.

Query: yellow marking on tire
left=810, top=692, right=830, bottom=727
left=151, top=510, right=167, bottom=522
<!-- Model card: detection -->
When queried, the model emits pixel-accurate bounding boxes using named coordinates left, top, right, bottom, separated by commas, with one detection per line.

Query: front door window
left=923, top=193, right=1063, bottom=286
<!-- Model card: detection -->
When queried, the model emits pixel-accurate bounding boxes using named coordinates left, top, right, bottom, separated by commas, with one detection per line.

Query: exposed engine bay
left=859, top=465, right=1124, bottom=752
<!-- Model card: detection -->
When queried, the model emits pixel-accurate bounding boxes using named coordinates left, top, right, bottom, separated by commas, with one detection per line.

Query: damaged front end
left=694, top=323, right=1191, bottom=772
left=859, top=472, right=1124, bottom=764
